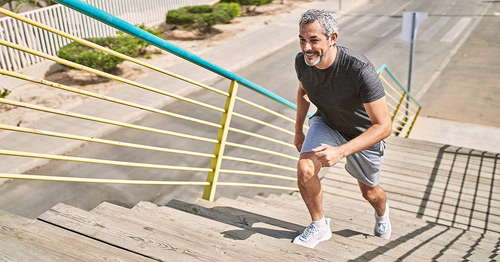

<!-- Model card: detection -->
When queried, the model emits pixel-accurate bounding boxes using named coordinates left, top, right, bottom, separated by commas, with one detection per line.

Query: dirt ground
left=0, top=0, right=305, bottom=137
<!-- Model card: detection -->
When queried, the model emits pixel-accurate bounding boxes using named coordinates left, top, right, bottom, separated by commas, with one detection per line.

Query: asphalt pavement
left=409, top=0, right=500, bottom=153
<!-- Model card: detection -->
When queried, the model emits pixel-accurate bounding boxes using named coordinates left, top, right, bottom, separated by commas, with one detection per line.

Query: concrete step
left=0, top=210, right=151, bottom=261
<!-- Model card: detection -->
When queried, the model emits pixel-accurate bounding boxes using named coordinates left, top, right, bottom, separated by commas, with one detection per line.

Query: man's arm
left=313, top=96, right=392, bottom=166
left=294, top=82, right=310, bottom=152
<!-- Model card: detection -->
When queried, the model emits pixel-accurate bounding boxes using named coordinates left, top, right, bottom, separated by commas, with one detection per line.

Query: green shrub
left=58, top=37, right=126, bottom=72
left=166, top=3, right=241, bottom=33
left=220, top=0, right=273, bottom=7
left=58, top=25, right=163, bottom=72
left=215, top=2, right=241, bottom=23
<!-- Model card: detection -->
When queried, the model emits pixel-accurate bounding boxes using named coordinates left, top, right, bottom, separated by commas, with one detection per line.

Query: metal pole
left=407, top=12, right=416, bottom=93
left=400, top=12, right=417, bottom=135
left=339, top=0, right=342, bottom=10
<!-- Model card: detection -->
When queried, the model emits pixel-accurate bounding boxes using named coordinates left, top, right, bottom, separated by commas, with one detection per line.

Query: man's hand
left=294, top=131, right=306, bottom=152
left=312, top=145, right=345, bottom=167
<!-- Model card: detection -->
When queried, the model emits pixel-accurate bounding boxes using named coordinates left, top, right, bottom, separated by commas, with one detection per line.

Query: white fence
left=0, top=0, right=214, bottom=72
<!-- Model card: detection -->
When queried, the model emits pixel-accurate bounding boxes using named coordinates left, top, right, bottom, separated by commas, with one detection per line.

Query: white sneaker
left=293, top=218, right=332, bottom=248
left=374, top=202, right=391, bottom=239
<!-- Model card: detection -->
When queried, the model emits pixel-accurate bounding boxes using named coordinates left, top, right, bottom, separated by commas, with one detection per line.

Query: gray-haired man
left=293, top=9, right=392, bottom=248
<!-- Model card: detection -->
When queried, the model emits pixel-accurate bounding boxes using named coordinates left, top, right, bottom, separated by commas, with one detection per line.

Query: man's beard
left=304, top=46, right=330, bottom=66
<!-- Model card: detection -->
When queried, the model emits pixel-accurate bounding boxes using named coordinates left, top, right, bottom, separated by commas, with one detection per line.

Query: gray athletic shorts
left=301, top=116, right=386, bottom=187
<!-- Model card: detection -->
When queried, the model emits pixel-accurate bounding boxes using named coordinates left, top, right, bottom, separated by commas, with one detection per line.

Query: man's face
left=299, top=21, right=335, bottom=67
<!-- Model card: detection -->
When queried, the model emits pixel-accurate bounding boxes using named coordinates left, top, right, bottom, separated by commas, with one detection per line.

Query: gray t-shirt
left=295, top=46, right=385, bottom=140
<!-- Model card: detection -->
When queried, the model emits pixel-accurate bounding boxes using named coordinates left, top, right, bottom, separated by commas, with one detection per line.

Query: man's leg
left=357, top=180, right=386, bottom=216
left=358, top=180, right=391, bottom=239
left=293, top=152, right=332, bottom=248
left=297, top=152, right=323, bottom=221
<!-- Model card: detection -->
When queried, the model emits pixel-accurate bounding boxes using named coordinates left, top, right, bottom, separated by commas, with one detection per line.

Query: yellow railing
left=377, top=64, right=422, bottom=138
left=0, top=4, right=422, bottom=202
left=0, top=6, right=300, bottom=201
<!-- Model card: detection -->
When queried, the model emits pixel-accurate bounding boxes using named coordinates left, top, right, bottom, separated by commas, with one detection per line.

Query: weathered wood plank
left=132, top=201, right=349, bottom=262
left=320, top=177, right=500, bottom=232
left=159, top=199, right=371, bottom=262
left=173, top=198, right=408, bottom=262
left=0, top=210, right=152, bottom=262
left=38, top=203, right=221, bottom=262
left=213, top=196, right=442, bottom=262
left=324, top=171, right=500, bottom=218
left=220, top=196, right=480, bottom=261
left=259, top=194, right=498, bottom=258
left=90, top=201, right=286, bottom=262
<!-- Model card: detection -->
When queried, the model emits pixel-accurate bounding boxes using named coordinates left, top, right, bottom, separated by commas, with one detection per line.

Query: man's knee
left=297, top=153, right=320, bottom=185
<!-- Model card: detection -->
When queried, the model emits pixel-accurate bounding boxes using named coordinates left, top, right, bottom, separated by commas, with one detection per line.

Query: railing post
left=202, top=80, right=238, bottom=201
left=406, top=106, right=422, bottom=138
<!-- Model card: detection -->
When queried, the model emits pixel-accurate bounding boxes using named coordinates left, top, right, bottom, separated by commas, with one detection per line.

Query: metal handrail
left=0, top=3, right=301, bottom=201
left=377, top=64, right=423, bottom=138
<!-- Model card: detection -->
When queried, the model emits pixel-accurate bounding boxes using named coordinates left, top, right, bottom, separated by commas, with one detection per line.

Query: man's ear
left=330, top=32, right=339, bottom=45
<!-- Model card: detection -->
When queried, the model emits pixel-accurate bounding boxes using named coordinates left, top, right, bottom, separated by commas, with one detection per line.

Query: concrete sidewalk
left=0, top=0, right=369, bottom=180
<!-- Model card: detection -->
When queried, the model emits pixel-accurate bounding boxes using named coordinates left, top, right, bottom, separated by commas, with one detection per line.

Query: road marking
left=377, top=21, right=401, bottom=38
left=420, top=17, right=450, bottom=41
left=341, top=15, right=374, bottom=32
left=440, top=17, right=472, bottom=43
left=360, top=16, right=390, bottom=33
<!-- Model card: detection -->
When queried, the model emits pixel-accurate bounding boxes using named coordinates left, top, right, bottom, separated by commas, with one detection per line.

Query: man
left=292, top=9, right=393, bottom=249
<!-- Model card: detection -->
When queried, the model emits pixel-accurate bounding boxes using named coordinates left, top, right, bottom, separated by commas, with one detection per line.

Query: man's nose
left=304, top=42, right=312, bottom=51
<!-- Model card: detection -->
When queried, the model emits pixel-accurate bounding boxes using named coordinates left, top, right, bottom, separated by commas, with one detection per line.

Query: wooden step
left=254, top=193, right=498, bottom=261
left=38, top=202, right=230, bottom=262
left=212, top=196, right=443, bottom=262
left=90, top=201, right=286, bottom=262
left=0, top=210, right=152, bottom=262
left=167, top=198, right=400, bottom=262
left=321, top=172, right=500, bottom=234
left=323, top=170, right=500, bottom=224
left=132, top=201, right=351, bottom=262
left=226, top=194, right=495, bottom=262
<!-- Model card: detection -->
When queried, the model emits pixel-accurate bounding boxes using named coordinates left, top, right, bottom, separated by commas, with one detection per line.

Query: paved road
left=0, top=0, right=495, bottom=218
left=419, top=1, right=500, bottom=127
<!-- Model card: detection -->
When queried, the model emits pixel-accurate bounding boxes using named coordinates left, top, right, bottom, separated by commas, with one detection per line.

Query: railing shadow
left=350, top=145, right=500, bottom=261
left=417, top=145, right=499, bottom=234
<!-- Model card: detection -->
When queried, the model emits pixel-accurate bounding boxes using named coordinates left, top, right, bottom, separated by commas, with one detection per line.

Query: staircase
left=1, top=136, right=499, bottom=261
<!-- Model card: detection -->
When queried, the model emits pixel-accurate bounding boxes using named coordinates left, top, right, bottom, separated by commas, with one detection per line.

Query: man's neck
left=315, top=45, right=337, bottom=70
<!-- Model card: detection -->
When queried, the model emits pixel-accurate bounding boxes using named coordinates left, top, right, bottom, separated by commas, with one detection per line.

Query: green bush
left=58, top=37, right=126, bottom=72
left=58, top=25, right=163, bottom=72
left=220, top=0, right=273, bottom=7
left=166, top=3, right=241, bottom=33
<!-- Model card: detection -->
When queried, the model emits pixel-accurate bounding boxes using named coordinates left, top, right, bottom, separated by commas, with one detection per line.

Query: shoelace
left=300, top=224, right=319, bottom=240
